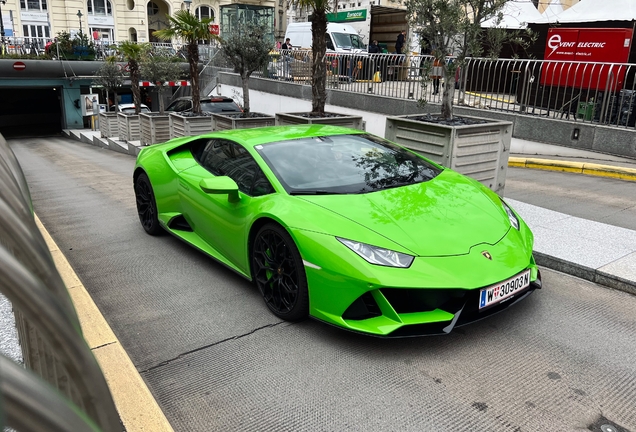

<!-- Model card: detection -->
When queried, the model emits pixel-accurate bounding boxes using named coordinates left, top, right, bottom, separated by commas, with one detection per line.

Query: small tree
left=140, top=49, right=183, bottom=114
left=291, top=0, right=331, bottom=116
left=220, top=22, right=271, bottom=117
left=405, top=0, right=533, bottom=120
left=119, top=41, right=149, bottom=114
left=154, top=10, right=216, bottom=115
left=93, top=56, right=124, bottom=111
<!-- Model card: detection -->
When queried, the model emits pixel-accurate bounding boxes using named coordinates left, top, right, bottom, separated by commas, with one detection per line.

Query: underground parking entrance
left=0, top=87, right=63, bottom=138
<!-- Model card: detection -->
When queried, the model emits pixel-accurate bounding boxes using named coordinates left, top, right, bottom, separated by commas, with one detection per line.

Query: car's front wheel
left=134, top=172, right=162, bottom=236
left=252, top=223, right=308, bottom=321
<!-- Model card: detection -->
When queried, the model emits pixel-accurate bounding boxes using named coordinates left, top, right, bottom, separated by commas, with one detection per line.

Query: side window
left=195, top=139, right=274, bottom=197
left=168, top=100, right=189, bottom=112
left=326, top=34, right=335, bottom=51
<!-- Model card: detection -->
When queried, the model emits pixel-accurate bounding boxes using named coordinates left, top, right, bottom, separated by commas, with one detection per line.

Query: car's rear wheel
left=134, top=173, right=162, bottom=235
left=252, top=223, right=308, bottom=321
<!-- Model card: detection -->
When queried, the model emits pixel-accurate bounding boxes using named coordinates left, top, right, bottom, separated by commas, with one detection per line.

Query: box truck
left=285, top=22, right=367, bottom=53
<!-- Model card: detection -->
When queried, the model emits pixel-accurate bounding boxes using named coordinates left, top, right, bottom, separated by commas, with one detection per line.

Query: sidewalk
left=507, top=138, right=636, bottom=295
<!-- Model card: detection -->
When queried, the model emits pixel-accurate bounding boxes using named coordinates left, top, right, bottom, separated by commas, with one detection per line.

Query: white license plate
left=479, top=269, right=531, bottom=310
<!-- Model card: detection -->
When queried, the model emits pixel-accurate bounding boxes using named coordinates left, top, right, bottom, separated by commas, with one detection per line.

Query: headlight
left=337, top=238, right=414, bottom=268
left=502, top=200, right=519, bottom=230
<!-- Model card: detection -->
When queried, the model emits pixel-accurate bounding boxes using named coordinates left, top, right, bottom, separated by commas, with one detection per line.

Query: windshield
left=256, top=134, right=442, bottom=195
left=332, top=32, right=365, bottom=50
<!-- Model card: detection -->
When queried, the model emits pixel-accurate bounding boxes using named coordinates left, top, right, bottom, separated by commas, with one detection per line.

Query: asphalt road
left=505, top=167, right=636, bottom=231
left=9, top=136, right=636, bottom=432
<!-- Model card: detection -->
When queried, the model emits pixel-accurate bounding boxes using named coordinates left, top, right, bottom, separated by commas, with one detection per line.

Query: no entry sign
left=13, top=61, right=26, bottom=71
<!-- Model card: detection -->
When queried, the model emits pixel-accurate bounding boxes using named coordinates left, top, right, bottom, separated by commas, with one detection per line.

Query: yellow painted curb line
left=508, top=157, right=636, bottom=182
left=35, top=214, right=174, bottom=432
left=465, top=91, right=514, bottom=104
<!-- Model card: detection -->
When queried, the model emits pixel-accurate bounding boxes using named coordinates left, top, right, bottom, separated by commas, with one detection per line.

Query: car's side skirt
left=159, top=218, right=252, bottom=281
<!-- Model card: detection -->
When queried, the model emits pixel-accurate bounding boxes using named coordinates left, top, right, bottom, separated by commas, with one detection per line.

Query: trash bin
left=577, top=101, right=594, bottom=121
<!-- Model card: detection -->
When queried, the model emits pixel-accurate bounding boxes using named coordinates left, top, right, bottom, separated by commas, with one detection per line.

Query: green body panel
left=134, top=125, right=538, bottom=336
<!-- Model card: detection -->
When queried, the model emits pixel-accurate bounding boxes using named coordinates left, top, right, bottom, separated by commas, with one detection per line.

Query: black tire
left=252, top=223, right=309, bottom=321
left=134, top=173, right=162, bottom=236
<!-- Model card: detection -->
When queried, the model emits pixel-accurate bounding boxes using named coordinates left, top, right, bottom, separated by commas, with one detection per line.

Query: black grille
left=380, top=288, right=466, bottom=314
left=342, top=292, right=381, bottom=320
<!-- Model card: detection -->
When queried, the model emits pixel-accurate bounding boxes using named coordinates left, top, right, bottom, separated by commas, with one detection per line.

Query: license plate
left=479, top=269, right=531, bottom=310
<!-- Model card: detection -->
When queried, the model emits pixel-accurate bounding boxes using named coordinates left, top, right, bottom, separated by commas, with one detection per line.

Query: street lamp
left=77, top=9, right=83, bottom=36
left=183, top=0, right=191, bottom=11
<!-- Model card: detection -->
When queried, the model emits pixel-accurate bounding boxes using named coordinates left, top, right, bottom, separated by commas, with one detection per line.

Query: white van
left=285, top=22, right=367, bottom=53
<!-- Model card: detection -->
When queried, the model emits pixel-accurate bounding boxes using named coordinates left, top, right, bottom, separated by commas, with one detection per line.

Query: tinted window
left=255, top=134, right=442, bottom=195
left=201, top=101, right=241, bottom=113
left=325, top=34, right=335, bottom=51
left=167, top=100, right=191, bottom=112
left=194, top=139, right=274, bottom=197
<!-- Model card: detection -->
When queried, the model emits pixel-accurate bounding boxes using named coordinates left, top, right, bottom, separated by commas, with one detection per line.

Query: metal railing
left=0, top=36, right=50, bottom=56
left=0, top=133, right=121, bottom=431
left=251, top=49, right=636, bottom=131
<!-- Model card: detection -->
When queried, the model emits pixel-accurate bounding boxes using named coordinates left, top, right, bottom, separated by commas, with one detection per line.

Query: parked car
left=110, top=103, right=151, bottom=114
left=165, top=97, right=242, bottom=114
left=133, top=124, right=541, bottom=337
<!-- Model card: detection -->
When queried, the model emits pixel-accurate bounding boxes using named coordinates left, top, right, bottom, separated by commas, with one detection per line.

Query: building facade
left=0, top=0, right=284, bottom=48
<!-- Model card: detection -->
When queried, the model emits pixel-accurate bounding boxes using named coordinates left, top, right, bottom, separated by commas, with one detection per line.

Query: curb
left=509, top=157, right=636, bottom=182
left=35, top=214, right=174, bottom=432
left=534, top=252, right=636, bottom=297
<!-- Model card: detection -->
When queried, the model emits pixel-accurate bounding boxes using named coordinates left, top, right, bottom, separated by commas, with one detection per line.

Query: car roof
left=191, top=124, right=366, bottom=148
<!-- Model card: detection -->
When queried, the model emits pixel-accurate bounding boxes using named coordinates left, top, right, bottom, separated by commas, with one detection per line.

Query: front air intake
left=342, top=292, right=381, bottom=320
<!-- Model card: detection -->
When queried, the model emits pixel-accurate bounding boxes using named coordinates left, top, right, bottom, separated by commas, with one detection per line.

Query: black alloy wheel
left=252, top=223, right=309, bottom=321
left=134, top=173, right=162, bottom=236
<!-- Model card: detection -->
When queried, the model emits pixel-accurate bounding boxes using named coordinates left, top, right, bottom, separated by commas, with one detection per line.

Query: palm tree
left=293, top=0, right=330, bottom=116
left=153, top=10, right=215, bottom=115
left=119, top=41, right=148, bottom=114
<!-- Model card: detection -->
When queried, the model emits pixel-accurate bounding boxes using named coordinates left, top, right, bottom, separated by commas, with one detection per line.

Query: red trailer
left=540, top=28, right=634, bottom=91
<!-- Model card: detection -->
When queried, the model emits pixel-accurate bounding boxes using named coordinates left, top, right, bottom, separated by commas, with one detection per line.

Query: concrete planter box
left=117, top=112, right=141, bottom=143
left=140, top=113, right=171, bottom=146
left=385, top=114, right=512, bottom=195
left=99, top=112, right=119, bottom=138
left=169, top=112, right=214, bottom=138
left=212, top=112, right=275, bottom=131
left=275, top=112, right=364, bottom=130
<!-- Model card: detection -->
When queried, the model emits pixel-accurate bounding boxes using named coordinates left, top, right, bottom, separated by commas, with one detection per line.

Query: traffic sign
left=13, top=61, right=26, bottom=71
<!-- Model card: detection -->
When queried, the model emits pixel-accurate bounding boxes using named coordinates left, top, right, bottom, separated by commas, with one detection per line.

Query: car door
left=178, top=138, right=275, bottom=273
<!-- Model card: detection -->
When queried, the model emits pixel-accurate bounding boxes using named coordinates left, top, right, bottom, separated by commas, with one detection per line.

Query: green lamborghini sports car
left=133, top=124, right=541, bottom=337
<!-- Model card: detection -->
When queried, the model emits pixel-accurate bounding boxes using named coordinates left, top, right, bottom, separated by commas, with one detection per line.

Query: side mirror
left=199, top=177, right=240, bottom=203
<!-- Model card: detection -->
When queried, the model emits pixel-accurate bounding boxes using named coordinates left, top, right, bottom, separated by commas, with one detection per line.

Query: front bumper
left=336, top=270, right=542, bottom=337
left=292, top=226, right=540, bottom=337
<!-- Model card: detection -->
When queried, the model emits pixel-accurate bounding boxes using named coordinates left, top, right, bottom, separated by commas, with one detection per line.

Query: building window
left=22, top=24, right=50, bottom=45
left=21, top=0, right=47, bottom=11
left=196, top=5, right=214, bottom=21
left=147, top=1, right=159, bottom=15
left=87, top=0, right=112, bottom=15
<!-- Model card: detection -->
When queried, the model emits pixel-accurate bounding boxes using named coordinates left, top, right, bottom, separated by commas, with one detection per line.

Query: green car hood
left=297, top=170, right=510, bottom=257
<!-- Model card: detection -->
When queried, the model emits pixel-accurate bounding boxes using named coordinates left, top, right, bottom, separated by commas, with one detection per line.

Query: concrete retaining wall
left=216, top=71, right=636, bottom=160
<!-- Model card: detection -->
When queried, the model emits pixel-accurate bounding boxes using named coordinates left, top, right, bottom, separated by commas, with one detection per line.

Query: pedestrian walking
left=281, top=38, right=292, bottom=78
left=430, top=54, right=443, bottom=95
left=368, top=40, right=380, bottom=54
left=395, top=30, right=406, bottom=54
